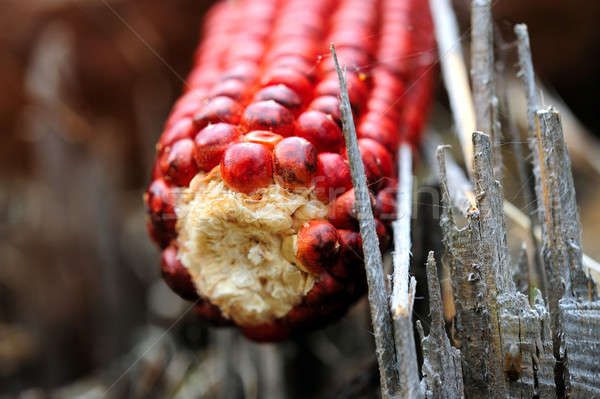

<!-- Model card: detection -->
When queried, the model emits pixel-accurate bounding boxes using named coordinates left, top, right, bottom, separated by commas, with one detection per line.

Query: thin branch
left=331, top=43, right=399, bottom=398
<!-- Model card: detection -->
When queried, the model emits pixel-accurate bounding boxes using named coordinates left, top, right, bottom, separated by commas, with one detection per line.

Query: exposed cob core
left=176, top=170, right=324, bottom=325
left=146, top=0, right=435, bottom=341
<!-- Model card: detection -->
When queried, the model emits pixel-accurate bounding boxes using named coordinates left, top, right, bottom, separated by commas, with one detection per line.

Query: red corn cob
left=145, top=0, right=435, bottom=342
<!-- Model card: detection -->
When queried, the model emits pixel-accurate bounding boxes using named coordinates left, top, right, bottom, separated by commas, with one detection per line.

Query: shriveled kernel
left=286, top=304, right=318, bottom=327
left=220, top=142, right=273, bottom=194
left=295, top=110, right=344, bottom=153
left=273, top=137, right=318, bottom=190
left=159, top=139, right=199, bottom=187
left=296, top=220, right=340, bottom=274
left=194, top=123, right=240, bottom=171
left=241, top=100, right=295, bottom=136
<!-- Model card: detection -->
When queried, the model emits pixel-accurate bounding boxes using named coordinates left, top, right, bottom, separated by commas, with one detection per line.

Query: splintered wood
left=425, top=0, right=600, bottom=398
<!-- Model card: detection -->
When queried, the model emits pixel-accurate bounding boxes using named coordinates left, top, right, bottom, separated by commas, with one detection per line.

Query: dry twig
left=331, top=44, right=399, bottom=398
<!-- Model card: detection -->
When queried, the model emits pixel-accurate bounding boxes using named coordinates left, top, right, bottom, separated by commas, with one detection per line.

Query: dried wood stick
left=470, top=0, right=502, bottom=177
left=514, top=25, right=540, bottom=143
left=390, top=143, right=423, bottom=399
left=496, top=55, right=543, bottom=292
left=331, top=44, right=399, bottom=398
left=390, top=144, right=414, bottom=315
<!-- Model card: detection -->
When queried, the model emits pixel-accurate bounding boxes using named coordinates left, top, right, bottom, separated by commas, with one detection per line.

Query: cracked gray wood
left=437, top=135, right=508, bottom=398
left=418, top=251, right=464, bottom=399
left=535, top=108, right=599, bottom=396
left=437, top=135, right=557, bottom=398
left=332, top=44, right=399, bottom=398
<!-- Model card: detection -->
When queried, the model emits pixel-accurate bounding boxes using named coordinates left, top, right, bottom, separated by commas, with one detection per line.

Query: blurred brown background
left=1, top=0, right=599, bottom=397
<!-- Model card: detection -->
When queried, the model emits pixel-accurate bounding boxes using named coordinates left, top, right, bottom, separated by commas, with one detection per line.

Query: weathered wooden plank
left=559, top=300, right=600, bottom=396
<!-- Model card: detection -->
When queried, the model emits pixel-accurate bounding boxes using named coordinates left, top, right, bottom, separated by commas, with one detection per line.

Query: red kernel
left=220, top=142, right=273, bottom=194
left=194, top=96, right=242, bottom=129
left=145, top=178, right=176, bottom=248
left=358, top=138, right=394, bottom=190
left=158, top=117, right=198, bottom=151
left=273, top=137, right=318, bottom=190
left=296, top=220, right=340, bottom=274
left=308, top=96, right=342, bottom=128
left=261, top=68, right=313, bottom=102
left=194, top=123, right=240, bottom=171
left=241, top=100, right=295, bottom=136
left=253, top=85, right=303, bottom=116
left=304, top=272, right=344, bottom=305
left=327, top=188, right=376, bottom=230
left=314, top=153, right=352, bottom=203
left=161, top=243, right=198, bottom=301
left=209, top=78, right=249, bottom=101
left=242, top=321, right=290, bottom=342
left=295, top=110, right=344, bottom=153
left=329, top=229, right=364, bottom=280
left=375, top=187, right=397, bottom=222
left=160, top=139, right=199, bottom=187
left=357, top=116, right=399, bottom=153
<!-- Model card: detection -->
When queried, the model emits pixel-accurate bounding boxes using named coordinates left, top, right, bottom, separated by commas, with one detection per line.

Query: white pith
left=175, top=170, right=327, bottom=326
